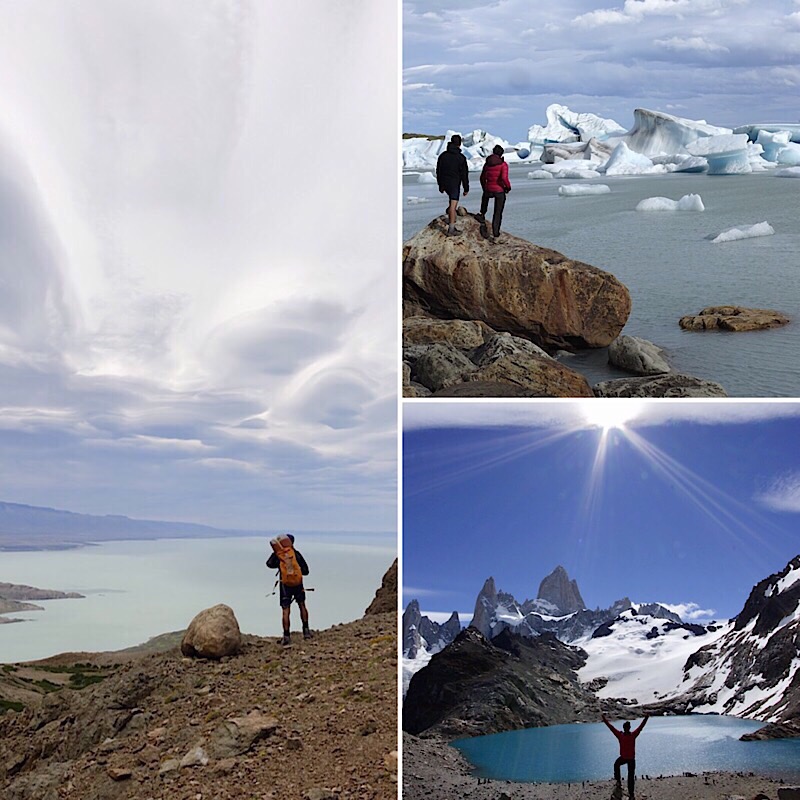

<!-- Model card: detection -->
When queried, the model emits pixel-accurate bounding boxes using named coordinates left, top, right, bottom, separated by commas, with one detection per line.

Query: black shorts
left=279, top=583, right=306, bottom=608
left=440, top=179, right=462, bottom=202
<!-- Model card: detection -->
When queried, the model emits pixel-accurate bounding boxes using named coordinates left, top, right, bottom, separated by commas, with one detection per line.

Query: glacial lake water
left=403, top=169, right=800, bottom=397
left=0, top=533, right=395, bottom=663
left=452, top=716, right=800, bottom=783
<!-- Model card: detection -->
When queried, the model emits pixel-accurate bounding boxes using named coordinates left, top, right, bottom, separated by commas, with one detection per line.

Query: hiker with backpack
left=477, top=144, right=511, bottom=240
left=266, top=533, right=311, bottom=646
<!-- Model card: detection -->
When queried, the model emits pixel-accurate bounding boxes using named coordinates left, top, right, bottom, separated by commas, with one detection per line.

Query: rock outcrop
left=537, top=566, right=586, bottom=615
left=402, top=628, right=621, bottom=737
left=402, top=600, right=460, bottom=659
left=403, top=214, right=631, bottom=351
left=365, top=559, right=397, bottom=615
left=679, top=305, right=790, bottom=332
left=180, top=604, right=242, bottom=660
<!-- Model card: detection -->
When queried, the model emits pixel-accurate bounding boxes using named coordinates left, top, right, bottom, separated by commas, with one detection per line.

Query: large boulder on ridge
left=403, top=214, right=631, bottom=350
left=181, top=604, right=242, bottom=659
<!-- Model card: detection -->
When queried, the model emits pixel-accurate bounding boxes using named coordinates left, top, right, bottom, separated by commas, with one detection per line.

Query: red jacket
left=480, top=154, right=511, bottom=194
left=604, top=718, right=647, bottom=759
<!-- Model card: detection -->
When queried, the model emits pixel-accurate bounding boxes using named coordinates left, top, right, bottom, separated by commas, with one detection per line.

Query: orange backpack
left=270, top=534, right=303, bottom=587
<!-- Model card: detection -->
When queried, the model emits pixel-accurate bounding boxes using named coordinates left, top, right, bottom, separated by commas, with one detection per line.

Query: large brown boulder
left=679, top=306, right=789, bottom=332
left=365, top=559, right=397, bottom=615
left=181, top=604, right=241, bottom=659
left=403, top=214, right=631, bottom=350
left=468, top=351, right=593, bottom=397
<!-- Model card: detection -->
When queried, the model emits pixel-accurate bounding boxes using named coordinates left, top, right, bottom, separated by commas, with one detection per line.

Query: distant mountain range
left=0, top=501, right=254, bottom=550
left=403, top=558, right=800, bottom=738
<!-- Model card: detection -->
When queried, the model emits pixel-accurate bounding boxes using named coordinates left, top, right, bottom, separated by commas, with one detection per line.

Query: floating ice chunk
left=777, top=143, right=800, bottom=166
left=673, top=156, right=708, bottom=173
left=527, top=170, right=554, bottom=180
left=775, top=167, right=800, bottom=178
left=757, top=130, right=791, bottom=162
left=516, top=147, right=531, bottom=160
left=541, top=158, right=600, bottom=173
left=559, top=184, right=611, bottom=196
left=603, top=142, right=666, bottom=176
left=686, top=134, right=751, bottom=174
left=712, top=222, right=775, bottom=243
left=636, top=194, right=704, bottom=212
left=407, top=196, right=429, bottom=204
left=557, top=169, right=603, bottom=179
left=417, top=171, right=437, bottom=184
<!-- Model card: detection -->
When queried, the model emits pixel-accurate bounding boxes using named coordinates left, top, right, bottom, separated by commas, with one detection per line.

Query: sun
left=580, top=400, right=643, bottom=432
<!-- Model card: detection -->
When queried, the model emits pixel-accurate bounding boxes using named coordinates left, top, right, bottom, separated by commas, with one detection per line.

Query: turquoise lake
left=0, top=533, right=395, bottom=662
left=452, top=716, right=800, bottom=783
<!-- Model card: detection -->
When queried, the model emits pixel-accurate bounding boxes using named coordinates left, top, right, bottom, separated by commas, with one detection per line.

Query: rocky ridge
left=0, top=565, right=398, bottom=800
left=402, top=627, right=624, bottom=737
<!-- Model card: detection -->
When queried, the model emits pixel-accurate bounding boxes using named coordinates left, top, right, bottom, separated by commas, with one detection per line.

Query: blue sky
left=0, top=2, right=397, bottom=531
left=403, top=402, right=800, bottom=622
left=404, top=0, right=800, bottom=140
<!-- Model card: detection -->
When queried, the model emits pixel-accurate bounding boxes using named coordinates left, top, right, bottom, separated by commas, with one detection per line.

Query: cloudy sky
left=404, top=401, right=800, bottom=621
left=404, top=0, right=800, bottom=140
left=0, top=2, right=397, bottom=531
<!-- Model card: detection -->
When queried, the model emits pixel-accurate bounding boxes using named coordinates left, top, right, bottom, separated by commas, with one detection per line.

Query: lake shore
left=403, top=733, right=800, bottom=800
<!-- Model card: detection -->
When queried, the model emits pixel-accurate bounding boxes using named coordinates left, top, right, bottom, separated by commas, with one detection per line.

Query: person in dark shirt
left=602, top=713, right=649, bottom=798
left=266, top=534, right=311, bottom=645
left=436, top=134, right=469, bottom=236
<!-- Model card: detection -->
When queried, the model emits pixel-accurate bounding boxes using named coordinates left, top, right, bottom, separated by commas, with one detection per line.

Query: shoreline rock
left=403, top=214, right=631, bottom=350
left=594, top=373, right=727, bottom=398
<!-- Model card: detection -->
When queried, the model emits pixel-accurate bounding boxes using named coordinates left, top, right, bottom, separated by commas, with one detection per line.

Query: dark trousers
left=479, top=190, right=506, bottom=236
left=614, top=757, right=636, bottom=796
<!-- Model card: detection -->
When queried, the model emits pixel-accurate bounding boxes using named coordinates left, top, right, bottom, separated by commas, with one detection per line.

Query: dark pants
left=614, top=757, right=636, bottom=796
left=480, top=190, right=506, bottom=236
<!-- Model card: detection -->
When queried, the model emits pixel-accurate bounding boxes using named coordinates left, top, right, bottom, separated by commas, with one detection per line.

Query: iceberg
left=776, top=143, right=800, bottom=166
left=402, top=137, right=446, bottom=171
left=417, top=171, right=437, bottom=184
left=527, top=170, right=554, bottom=180
left=686, top=134, right=751, bottom=175
left=775, top=167, right=800, bottom=178
left=635, top=194, right=704, bottom=212
left=673, top=156, right=708, bottom=173
left=712, top=222, right=775, bottom=243
left=541, top=139, right=615, bottom=164
left=734, top=123, right=800, bottom=144
left=527, top=104, right=625, bottom=145
left=623, top=108, right=731, bottom=156
left=603, top=142, right=666, bottom=176
left=756, top=130, right=791, bottom=162
left=558, top=184, right=611, bottom=196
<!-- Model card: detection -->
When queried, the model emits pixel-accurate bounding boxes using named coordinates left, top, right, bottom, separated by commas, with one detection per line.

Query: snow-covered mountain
left=401, top=599, right=461, bottom=694
left=668, top=555, right=800, bottom=724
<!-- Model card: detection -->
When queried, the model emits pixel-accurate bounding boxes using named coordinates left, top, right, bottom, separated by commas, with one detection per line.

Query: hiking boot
left=447, top=227, right=462, bottom=237
left=475, top=212, right=486, bottom=222
left=280, top=633, right=291, bottom=646
left=303, top=627, right=313, bottom=640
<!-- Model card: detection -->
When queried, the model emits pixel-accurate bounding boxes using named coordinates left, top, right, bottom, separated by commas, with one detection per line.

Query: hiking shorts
left=440, top=179, right=462, bottom=202
left=279, top=583, right=306, bottom=608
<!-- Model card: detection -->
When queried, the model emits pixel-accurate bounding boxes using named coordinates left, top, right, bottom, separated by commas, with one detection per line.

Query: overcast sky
left=0, top=2, right=397, bottom=531
left=404, top=402, right=800, bottom=621
left=404, top=0, right=800, bottom=140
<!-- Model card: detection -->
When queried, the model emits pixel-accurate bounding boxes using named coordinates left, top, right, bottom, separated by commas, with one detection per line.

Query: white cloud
left=757, top=472, right=800, bottom=513
left=657, top=601, right=718, bottom=622
left=573, top=8, right=635, bottom=27
left=655, top=35, right=729, bottom=52
left=404, top=400, right=800, bottom=432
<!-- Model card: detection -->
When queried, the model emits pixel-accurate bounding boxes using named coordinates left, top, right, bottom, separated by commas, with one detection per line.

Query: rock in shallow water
left=594, top=373, right=727, bottom=398
left=679, top=305, right=789, bottom=332
left=608, top=335, right=670, bottom=375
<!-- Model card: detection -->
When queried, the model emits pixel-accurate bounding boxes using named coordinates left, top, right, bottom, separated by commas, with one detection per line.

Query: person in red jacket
left=602, top=713, right=649, bottom=798
left=477, top=144, right=511, bottom=239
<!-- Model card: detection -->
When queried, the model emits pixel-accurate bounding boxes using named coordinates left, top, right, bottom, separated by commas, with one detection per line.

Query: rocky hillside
left=665, top=555, right=800, bottom=732
left=402, top=627, right=623, bottom=738
left=0, top=566, right=397, bottom=800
